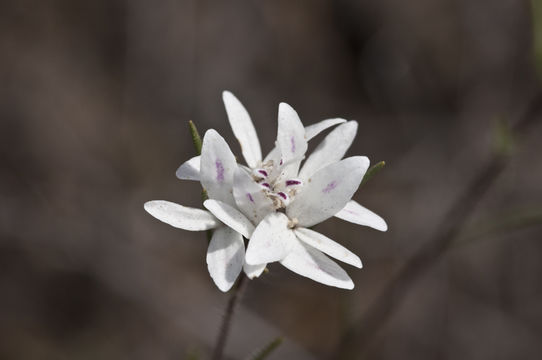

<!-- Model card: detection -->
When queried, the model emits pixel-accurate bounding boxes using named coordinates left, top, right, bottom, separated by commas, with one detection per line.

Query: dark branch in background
left=211, top=275, right=249, bottom=360
left=334, top=93, right=542, bottom=359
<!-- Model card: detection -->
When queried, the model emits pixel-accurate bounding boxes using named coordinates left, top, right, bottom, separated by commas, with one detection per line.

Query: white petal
left=175, top=156, right=200, bottom=181
left=245, top=212, right=296, bottom=265
left=262, top=118, right=345, bottom=165
left=206, top=226, right=245, bottom=292
left=263, top=146, right=281, bottom=164
left=222, top=91, right=262, bottom=168
left=243, top=262, right=267, bottom=279
left=200, top=129, right=237, bottom=206
left=144, top=200, right=219, bottom=231
left=299, top=121, right=358, bottom=180
left=287, top=156, right=370, bottom=227
left=304, top=118, right=347, bottom=141
left=233, top=167, right=274, bottom=224
left=203, top=199, right=255, bottom=238
left=276, top=102, right=307, bottom=164
left=294, top=227, right=362, bottom=268
left=334, top=200, right=388, bottom=231
left=280, top=239, right=354, bottom=289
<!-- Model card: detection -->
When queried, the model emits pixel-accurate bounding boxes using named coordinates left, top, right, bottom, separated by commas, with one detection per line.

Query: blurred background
left=1, top=0, right=542, bottom=359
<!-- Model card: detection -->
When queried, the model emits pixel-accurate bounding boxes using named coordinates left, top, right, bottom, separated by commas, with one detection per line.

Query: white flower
left=146, top=95, right=335, bottom=292
left=146, top=91, right=387, bottom=291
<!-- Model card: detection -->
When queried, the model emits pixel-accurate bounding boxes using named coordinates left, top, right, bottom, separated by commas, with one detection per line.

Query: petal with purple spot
left=286, top=156, right=369, bottom=227
left=200, top=129, right=237, bottom=206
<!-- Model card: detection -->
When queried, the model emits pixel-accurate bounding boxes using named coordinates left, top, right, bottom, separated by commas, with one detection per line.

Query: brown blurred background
left=1, top=0, right=542, bottom=359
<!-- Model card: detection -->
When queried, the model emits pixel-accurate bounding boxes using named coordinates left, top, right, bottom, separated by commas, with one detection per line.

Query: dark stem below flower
left=211, top=274, right=249, bottom=360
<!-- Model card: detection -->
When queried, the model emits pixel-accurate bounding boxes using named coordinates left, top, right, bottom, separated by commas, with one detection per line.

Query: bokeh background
left=1, top=0, right=542, bottom=359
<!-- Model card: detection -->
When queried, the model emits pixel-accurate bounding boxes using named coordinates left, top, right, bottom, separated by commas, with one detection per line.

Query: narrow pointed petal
left=144, top=200, right=219, bottom=231
left=263, top=146, right=281, bottom=164
left=277, top=103, right=308, bottom=164
left=287, top=156, right=370, bottom=227
left=222, top=91, right=262, bottom=168
left=335, top=200, right=388, bottom=231
left=200, top=129, right=237, bottom=206
left=304, top=118, right=347, bottom=141
left=175, top=156, right=200, bottom=181
left=233, top=167, right=274, bottom=224
left=263, top=118, right=345, bottom=164
left=243, top=262, right=267, bottom=279
left=203, top=199, right=255, bottom=238
left=294, top=227, right=362, bottom=268
left=299, top=121, right=358, bottom=179
left=280, top=240, right=354, bottom=289
left=206, top=227, right=245, bottom=292
left=245, top=212, right=296, bottom=265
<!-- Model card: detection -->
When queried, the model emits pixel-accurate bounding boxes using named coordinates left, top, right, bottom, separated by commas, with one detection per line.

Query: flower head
left=145, top=91, right=387, bottom=291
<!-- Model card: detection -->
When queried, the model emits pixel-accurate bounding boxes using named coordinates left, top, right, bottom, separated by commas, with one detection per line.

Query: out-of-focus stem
left=334, top=93, right=542, bottom=359
left=211, top=275, right=248, bottom=360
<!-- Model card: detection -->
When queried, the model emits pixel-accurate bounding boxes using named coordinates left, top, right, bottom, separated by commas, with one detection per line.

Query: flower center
left=252, top=160, right=303, bottom=209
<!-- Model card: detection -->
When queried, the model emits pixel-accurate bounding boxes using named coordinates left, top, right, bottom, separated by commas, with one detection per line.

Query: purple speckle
left=277, top=192, right=288, bottom=200
left=258, top=169, right=268, bottom=177
left=247, top=193, right=254, bottom=203
left=290, top=136, right=296, bottom=153
left=286, top=179, right=301, bottom=186
left=322, top=181, right=337, bottom=193
left=261, top=183, right=270, bottom=188
left=215, top=160, right=224, bottom=182
left=279, top=159, right=283, bottom=165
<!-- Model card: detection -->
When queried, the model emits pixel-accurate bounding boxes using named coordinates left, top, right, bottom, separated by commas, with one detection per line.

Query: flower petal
left=334, top=200, right=388, bottom=231
left=233, top=167, right=274, bottom=224
left=263, top=146, right=281, bottom=164
left=304, top=118, right=347, bottom=141
left=144, top=200, right=219, bottom=231
left=294, top=227, right=362, bottom=268
left=203, top=199, right=255, bottom=238
left=175, top=155, right=200, bottom=181
left=262, top=119, right=345, bottom=164
left=243, top=262, right=267, bottom=279
left=280, top=239, right=354, bottom=289
left=245, top=212, right=296, bottom=265
left=222, top=91, right=262, bottom=168
left=206, top=226, right=245, bottom=292
left=276, top=102, right=307, bottom=164
left=299, top=121, right=358, bottom=180
left=200, top=129, right=237, bottom=206
left=287, top=156, right=370, bottom=227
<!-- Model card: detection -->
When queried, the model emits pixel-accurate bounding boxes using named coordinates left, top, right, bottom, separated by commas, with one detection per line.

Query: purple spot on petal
left=322, top=181, right=337, bottom=193
left=215, top=160, right=224, bottom=182
left=286, top=180, right=301, bottom=186
left=277, top=192, right=288, bottom=200
left=290, top=136, right=296, bottom=153
left=247, top=193, right=254, bottom=203
left=261, top=183, right=270, bottom=188
left=258, top=169, right=268, bottom=177
left=279, top=159, right=283, bottom=166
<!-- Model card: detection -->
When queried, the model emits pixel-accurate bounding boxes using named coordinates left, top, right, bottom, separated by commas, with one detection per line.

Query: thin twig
left=334, top=94, right=542, bottom=359
left=248, top=336, right=284, bottom=360
left=211, top=275, right=249, bottom=360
